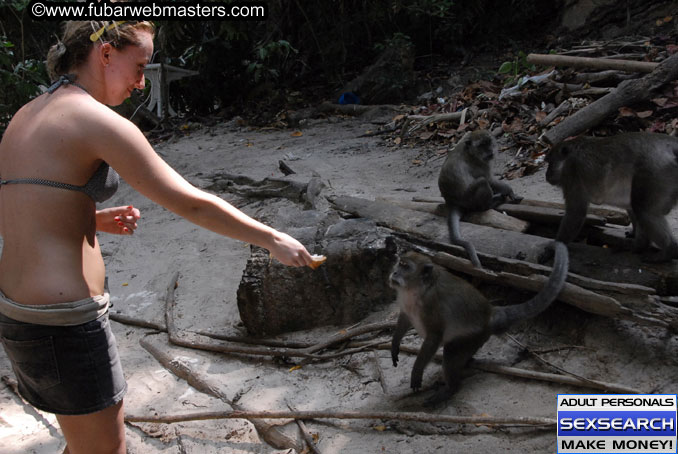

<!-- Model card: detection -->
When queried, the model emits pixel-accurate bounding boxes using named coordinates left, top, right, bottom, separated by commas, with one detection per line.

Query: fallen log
left=541, top=53, right=678, bottom=146
left=514, top=199, right=629, bottom=226
left=570, top=70, right=641, bottom=85
left=203, top=172, right=324, bottom=209
left=539, top=100, right=572, bottom=126
left=412, top=196, right=630, bottom=226
left=328, top=195, right=678, bottom=328
left=377, top=197, right=530, bottom=232
left=430, top=249, right=676, bottom=330
left=496, top=204, right=606, bottom=228
left=237, top=219, right=397, bottom=336
left=527, top=53, right=658, bottom=74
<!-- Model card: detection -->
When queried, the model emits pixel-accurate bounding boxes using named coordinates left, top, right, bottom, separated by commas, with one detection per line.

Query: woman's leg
left=57, top=400, right=126, bottom=454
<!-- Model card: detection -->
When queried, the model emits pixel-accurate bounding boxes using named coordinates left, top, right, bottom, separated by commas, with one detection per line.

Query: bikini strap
left=47, top=74, right=89, bottom=95
left=0, top=176, right=87, bottom=193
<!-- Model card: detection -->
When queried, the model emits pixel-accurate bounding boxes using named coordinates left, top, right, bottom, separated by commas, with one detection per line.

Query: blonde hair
left=46, top=21, right=155, bottom=81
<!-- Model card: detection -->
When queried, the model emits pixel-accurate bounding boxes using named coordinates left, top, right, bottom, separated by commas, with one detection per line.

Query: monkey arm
left=391, top=312, right=411, bottom=367
left=410, top=334, right=442, bottom=390
left=489, top=179, right=523, bottom=205
left=556, top=195, right=589, bottom=244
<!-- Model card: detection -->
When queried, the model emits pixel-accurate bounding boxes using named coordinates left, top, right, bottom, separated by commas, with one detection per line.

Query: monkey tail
left=447, top=207, right=482, bottom=267
left=489, top=241, right=569, bottom=333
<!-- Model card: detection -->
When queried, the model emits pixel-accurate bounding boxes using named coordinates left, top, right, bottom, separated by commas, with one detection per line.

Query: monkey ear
left=385, top=236, right=398, bottom=255
left=421, top=263, right=434, bottom=283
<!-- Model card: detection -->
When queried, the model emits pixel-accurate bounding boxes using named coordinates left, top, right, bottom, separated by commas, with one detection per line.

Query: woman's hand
left=268, top=230, right=313, bottom=267
left=96, top=205, right=141, bottom=235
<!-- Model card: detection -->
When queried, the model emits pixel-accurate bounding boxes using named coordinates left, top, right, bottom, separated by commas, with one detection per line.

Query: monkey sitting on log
left=541, top=132, right=678, bottom=263
left=438, top=130, right=522, bottom=267
left=390, top=242, right=568, bottom=405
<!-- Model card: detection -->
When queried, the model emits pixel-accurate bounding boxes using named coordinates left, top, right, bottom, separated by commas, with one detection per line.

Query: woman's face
left=104, top=30, right=153, bottom=106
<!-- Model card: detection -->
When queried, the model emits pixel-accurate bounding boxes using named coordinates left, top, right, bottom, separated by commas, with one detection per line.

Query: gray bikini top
left=0, top=74, right=119, bottom=203
left=0, top=161, right=119, bottom=203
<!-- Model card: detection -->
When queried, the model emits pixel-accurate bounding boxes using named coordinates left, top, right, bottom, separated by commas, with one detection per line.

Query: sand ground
left=1, top=113, right=676, bottom=453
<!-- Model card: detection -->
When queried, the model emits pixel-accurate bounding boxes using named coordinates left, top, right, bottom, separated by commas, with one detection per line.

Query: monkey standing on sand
left=390, top=242, right=568, bottom=405
left=542, top=132, right=678, bottom=263
left=438, top=130, right=522, bottom=267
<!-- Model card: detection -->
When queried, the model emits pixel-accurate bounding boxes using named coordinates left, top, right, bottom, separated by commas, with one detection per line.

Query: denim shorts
left=0, top=310, right=127, bottom=415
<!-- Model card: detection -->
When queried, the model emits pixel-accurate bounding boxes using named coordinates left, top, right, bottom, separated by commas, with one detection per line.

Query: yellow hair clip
left=89, top=21, right=127, bottom=42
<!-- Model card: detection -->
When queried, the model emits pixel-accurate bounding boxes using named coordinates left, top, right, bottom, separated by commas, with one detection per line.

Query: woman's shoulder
left=48, top=92, right=139, bottom=140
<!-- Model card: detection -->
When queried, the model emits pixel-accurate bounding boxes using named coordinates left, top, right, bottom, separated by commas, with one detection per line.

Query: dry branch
left=539, top=100, right=572, bottom=126
left=527, top=53, right=658, bottom=73
left=400, top=108, right=488, bottom=138
left=541, top=53, right=678, bottom=145
left=356, top=343, right=643, bottom=394
left=153, top=282, right=644, bottom=393
left=140, top=335, right=301, bottom=451
left=125, top=408, right=556, bottom=427
left=470, top=360, right=643, bottom=394
left=156, top=272, right=301, bottom=451
left=300, top=320, right=397, bottom=355
left=316, top=101, right=404, bottom=116
left=109, top=311, right=165, bottom=331
left=404, top=110, right=467, bottom=136
left=570, top=70, right=641, bottom=85
left=288, top=403, right=323, bottom=454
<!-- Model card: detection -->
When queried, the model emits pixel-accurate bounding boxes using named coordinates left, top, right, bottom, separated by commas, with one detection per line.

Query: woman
left=0, top=21, right=313, bottom=454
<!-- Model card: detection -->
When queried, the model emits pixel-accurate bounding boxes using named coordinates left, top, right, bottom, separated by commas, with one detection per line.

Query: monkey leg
left=442, top=336, right=485, bottom=390
left=423, top=336, right=486, bottom=407
left=460, top=178, right=495, bottom=212
left=636, top=213, right=678, bottom=262
left=410, top=334, right=442, bottom=391
left=391, top=312, right=411, bottom=367
left=555, top=199, right=589, bottom=245
left=539, top=195, right=589, bottom=264
left=631, top=177, right=678, bottom=261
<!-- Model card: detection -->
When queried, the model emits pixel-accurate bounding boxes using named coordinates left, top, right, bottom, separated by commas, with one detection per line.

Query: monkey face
left=466, top=131, right=496, bottom=164
left=545, top=144, right=569, bottom=186
left=389, top=252, right=434, bottom=289
left=389, top=257, right=414, bottom=289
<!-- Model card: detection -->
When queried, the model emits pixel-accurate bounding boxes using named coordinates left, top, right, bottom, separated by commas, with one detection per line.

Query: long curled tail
left=447, top=207, right=481, bottom=268
left=489, top=241, right=569, bottom=333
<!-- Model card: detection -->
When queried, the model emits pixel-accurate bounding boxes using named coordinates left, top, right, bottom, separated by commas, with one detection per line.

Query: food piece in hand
left=308, top=254, right=327, bottom=270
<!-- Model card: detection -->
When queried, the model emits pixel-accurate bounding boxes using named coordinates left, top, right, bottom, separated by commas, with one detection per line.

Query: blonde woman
left=0, top=21, right=312, bottom=454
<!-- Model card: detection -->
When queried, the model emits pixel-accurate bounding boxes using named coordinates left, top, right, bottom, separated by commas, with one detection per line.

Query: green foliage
left=374, top=33, right=413, bottom=53
left=0, top=36, right=48, bottom=134
left=0, top=0, right=562, bottom=121
left=0, top=1, right=54, bottom=134
left=245, top=40, right=299, bottom=84
left=498, top=51, right=537, bottom=85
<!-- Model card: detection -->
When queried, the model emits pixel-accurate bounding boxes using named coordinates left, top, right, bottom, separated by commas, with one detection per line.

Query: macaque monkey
left=438, top=130, right=522, bottom=267
left=390, top=242, right=568, bottom=405
left=543, top=132, right=678, bottom=263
